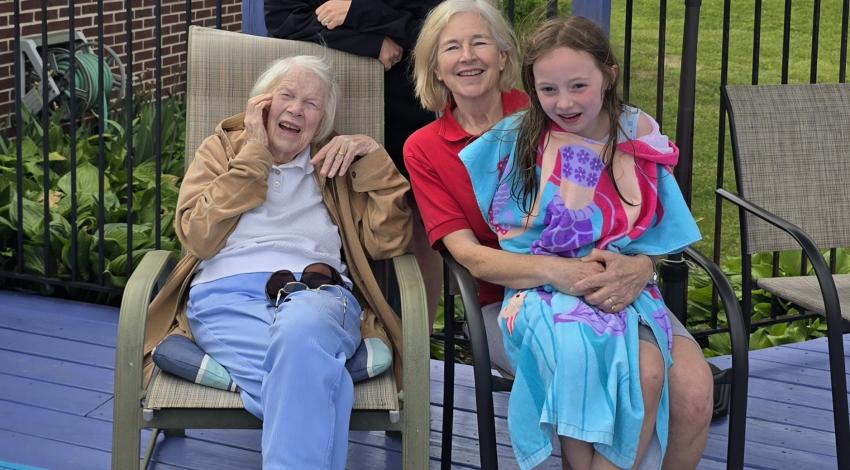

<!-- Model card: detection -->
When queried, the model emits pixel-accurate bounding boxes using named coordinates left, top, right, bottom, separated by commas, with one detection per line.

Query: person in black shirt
left=265, top=0, right=440, bottom=175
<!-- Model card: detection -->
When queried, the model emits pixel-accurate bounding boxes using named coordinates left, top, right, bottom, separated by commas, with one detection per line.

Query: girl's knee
left=639, top=343, right=665, bottom=404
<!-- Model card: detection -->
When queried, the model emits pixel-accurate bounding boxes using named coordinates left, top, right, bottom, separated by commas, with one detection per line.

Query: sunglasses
left=265, top=262, right=345, bottom=308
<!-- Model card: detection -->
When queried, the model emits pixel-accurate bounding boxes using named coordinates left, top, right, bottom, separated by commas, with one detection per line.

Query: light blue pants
left=187, top=272, right=362, bottom=469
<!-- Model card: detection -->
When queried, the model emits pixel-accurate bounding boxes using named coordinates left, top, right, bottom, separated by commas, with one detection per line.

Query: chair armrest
left=391, top=254, right=429, bottom=450
left=441, top=251, right=498, bottom=374
left=115, top=250, right=178, bottom=397
left=683, top=247, right=748, bottom=370
left=717, top=188, right=843, bottom=326
left=683, top=246, right=748, bottom=469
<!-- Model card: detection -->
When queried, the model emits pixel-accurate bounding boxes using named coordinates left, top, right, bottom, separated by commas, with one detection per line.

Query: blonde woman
left=405, top=2, right=713, bottom=469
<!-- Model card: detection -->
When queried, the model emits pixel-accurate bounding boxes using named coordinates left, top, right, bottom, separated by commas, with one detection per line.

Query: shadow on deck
left=0, top=290, right=844, bottom=469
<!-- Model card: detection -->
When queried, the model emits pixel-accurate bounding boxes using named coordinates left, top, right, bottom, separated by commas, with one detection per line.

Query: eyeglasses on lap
left=265, top=262, right=346, bottom=308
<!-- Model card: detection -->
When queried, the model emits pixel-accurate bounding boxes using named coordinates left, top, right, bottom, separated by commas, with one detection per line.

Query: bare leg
left=633, top=341, right=664, bottom=468
left=559, top=436, right=593, bottom=470
left=662, top=336, right=713, bottom=470
left=591, top=452, right=620, bottom=470
left=409, top=205, right=443, bottom=329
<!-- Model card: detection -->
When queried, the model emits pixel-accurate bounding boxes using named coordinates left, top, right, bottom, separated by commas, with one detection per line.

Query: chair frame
left=718, top=80, right=850, bottom=470
left=439, top=247, right=750, bottom=470
left=112, top=26, right=430, bottom=469
left=113, top=251, right=429, bottom=469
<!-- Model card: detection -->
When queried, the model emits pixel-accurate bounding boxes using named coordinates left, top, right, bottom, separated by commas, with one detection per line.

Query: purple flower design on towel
left=553, top=301, right=628, bottom=336
left=531, top=196, right=595, bottom=257
left=561, top=144, right=605, bottom=189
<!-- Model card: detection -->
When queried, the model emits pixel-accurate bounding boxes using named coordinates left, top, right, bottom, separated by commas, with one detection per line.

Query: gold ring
left=336, top=151, right=345, bottom=157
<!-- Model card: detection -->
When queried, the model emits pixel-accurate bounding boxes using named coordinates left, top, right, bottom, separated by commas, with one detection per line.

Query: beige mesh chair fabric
left=184, top=25, right=384, bottom=168
left=724, top=83, right=850, bottom=318
left=724, top=84, right=850, bottom=254
left=147, top=25, right=397, bottom=412
left=758, top=275, right=850, bottom=319
left=146, top=368, right=398, bottom=411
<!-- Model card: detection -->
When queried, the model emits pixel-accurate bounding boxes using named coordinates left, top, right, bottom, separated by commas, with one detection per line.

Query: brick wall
left=0, top=0, right=242, bottom=130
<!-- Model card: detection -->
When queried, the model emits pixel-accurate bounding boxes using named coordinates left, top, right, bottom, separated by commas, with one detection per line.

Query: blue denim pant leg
left=186, top=274, right=361, bottom=470
left=262, top=286, right=361, bottom=470
left=186, top=273, right=274, bottom=416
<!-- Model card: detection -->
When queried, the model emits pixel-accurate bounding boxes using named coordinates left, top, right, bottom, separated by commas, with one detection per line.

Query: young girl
left=460, top=17, right=701, bottom=470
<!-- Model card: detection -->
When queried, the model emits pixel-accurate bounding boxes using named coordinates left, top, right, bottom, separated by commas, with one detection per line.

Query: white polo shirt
left=192, top=146, right=346, bottom=286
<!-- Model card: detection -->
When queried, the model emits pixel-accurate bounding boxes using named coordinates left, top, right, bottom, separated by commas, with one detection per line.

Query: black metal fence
left=2, top=0, right=848, bottom=341
left=3, top=0, right=235, bottom=299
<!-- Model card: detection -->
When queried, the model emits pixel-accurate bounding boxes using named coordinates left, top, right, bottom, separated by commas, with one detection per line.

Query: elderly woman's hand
left=573, top=249, right=654, bottom=313
left=244, top=93, right=273, bottom=148
left=311, top=134, right=381, bottom=177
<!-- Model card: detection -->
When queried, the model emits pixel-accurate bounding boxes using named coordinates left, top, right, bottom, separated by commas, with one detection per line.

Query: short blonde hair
left=249, top=55, right=340, bottom=142
left=412, top=0, right=519, bottom=112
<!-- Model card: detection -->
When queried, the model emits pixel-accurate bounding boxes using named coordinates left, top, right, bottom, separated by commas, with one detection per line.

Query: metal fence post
left=664, top=0, right=702, bottom=320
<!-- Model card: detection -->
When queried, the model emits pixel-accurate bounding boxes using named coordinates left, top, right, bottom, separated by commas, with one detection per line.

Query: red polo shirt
left=404, top=89, right=528, bottom=306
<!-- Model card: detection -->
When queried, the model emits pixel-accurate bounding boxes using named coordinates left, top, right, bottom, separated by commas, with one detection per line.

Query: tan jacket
left=143, top=113, right=413, bottom=383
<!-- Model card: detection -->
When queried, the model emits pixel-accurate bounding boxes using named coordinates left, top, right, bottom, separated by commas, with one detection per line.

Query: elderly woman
left=403, top=1, right=713, bottom=468
left=143, top=55, right=411, bottom=469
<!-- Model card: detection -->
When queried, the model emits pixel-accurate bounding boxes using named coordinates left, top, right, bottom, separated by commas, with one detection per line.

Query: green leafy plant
left=0, top=95, right=185, bottom=290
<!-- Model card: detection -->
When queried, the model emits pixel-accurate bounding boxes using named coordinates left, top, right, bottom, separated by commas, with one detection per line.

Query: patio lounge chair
left=439, top=237, right=750, bottom=467
left=112, top=26, right=430, bottom=469
left=718, top=82, right=850, bottom=468
left=440, top=247, right=749, bottom=469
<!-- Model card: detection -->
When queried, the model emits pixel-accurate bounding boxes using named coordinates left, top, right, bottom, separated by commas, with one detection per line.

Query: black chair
left=718, top=83, right=850, bottom=469
left=439, top=248, right=749, bottom=469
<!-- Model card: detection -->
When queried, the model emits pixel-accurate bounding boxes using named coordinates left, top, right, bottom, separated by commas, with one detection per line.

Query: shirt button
left=273, top=169, right=281, bottom=175
left=274, top=181, right=281, bottom=187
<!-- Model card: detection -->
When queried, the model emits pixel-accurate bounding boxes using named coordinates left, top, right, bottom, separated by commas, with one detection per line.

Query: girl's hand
left=315, top=0, right=351, bottom=30
left=574, top=249, right=654, bottom=312
left=311, top=134, right=381, bottom=177
left=244, top=93, right=272, bottom=148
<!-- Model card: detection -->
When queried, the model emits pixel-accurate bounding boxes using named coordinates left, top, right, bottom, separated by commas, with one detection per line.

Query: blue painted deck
left=0, top=289, right=845, bottom=469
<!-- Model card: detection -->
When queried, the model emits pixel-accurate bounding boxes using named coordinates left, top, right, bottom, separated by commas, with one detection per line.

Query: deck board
left=0, top=290, right=846, bottom=469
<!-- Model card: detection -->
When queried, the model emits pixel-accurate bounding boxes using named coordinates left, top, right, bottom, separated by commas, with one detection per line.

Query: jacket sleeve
left=345, top=147, right=413, bottom=259
left=265, top=0, right=384, bottom=58
left=342, top=0, right=424, bottom=49
left=175, top=136, right=273, bottom=260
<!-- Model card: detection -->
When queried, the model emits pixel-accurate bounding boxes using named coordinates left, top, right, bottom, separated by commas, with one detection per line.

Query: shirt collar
left=437, top=90, right=528, bottom=142
left=273, top=146, right=314, bottom=174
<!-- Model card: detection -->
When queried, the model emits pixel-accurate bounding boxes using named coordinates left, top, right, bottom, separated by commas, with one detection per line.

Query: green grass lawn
left=509, top=0, right=848, bottom=259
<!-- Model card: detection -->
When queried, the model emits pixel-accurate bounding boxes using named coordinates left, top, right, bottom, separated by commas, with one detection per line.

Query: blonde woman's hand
left=315, top=0, right=351, bottom=30
left=574, top=249, right=654, bottom=313
left=244, top=93, right=272, bottom=148
left=543, top=256, right=605, bottom=296
left=311, top=134, right=381, bottom=177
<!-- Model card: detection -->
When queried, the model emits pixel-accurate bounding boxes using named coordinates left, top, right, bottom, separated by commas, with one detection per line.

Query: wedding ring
left=607, top=297, right=615, bottom=309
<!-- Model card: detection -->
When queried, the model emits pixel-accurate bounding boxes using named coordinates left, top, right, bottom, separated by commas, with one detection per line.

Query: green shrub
left=0, top=96, right=185, bottom=288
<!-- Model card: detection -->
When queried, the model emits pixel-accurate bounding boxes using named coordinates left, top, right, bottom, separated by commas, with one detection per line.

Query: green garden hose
left=51, top=45, right=123, bottom=117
